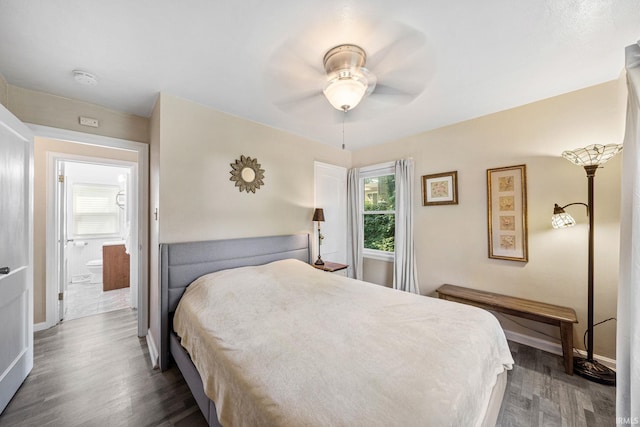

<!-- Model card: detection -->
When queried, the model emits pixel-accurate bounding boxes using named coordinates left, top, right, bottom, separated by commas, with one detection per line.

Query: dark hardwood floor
left=0, top=309, right=206, bottom=427
left=497, top=341, right=616, bottom=427
left=0, top=309, right=615, bottom=426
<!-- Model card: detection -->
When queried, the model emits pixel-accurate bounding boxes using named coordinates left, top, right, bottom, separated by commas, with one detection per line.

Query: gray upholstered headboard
left=159, top=233, right=310, bottom=370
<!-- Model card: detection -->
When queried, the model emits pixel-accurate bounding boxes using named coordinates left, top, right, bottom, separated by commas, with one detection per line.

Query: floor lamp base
left=573, top=357, right=616, bottom=386
left=314, top=257, right=324, bottom=266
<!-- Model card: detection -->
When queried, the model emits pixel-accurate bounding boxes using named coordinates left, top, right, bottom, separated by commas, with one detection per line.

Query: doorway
left=33, top=125, right=149, bottom=338
left=57, top=159, right=137, bottom=321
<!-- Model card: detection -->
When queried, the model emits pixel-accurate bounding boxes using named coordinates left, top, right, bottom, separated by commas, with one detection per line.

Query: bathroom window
left=72, top=183, right=121, bottom=237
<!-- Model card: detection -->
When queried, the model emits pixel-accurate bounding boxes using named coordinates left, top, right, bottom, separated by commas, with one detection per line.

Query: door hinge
left=58, top=292, right=64, bottom=301
left=58, top=174, right=65, bottom=183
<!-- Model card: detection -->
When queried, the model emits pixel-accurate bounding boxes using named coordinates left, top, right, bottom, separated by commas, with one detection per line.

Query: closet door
left=314, top=162, right=347, bottom=264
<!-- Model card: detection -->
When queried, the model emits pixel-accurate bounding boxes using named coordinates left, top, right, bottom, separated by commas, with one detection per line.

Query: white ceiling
left=0, top=1, right=638, bottom=150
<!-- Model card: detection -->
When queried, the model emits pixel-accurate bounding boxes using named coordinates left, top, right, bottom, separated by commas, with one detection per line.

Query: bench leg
left=560, top=322, right=574, bottom=375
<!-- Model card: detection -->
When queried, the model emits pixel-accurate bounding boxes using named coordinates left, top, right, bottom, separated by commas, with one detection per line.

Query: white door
left=314, top=162, right=347, bottom=264
left=56, top=160, right=67, bottom=320
left=0, top=104, right=34, bottom=412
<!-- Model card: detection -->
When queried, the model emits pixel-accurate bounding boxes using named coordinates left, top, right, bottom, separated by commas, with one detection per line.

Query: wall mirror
left=229, top=155, right=265, bottom=193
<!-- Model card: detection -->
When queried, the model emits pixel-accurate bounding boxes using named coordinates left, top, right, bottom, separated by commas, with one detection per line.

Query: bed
left=160, top=234, right=513, bottom=426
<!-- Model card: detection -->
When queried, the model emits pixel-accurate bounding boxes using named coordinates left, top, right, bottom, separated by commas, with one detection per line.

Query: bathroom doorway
left=56, top=159, right=138, bottom=321
left=36, top=126, right=149, bottom=338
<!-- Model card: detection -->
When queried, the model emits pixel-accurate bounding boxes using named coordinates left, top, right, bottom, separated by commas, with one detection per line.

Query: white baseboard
left=146, top=329, right=159, bottom=369
left=504, top=329, right=616, bottom=370
left=33, top=322, right=49, bottom=332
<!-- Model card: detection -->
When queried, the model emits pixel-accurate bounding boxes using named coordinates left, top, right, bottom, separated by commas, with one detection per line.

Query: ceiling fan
left=266, top=28, right=431, bottom=122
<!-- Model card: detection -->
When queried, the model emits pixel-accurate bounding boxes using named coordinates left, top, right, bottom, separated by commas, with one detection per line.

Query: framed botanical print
left=487, top=164, right=528, bottom=262
left=422, top=171, right=458, bottom=206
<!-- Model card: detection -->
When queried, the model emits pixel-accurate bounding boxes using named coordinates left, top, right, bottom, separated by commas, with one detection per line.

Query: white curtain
left=618, top=43, right=640, bottom=421
left=347, top=168, right=363, bottom=280
left=393, top=159, right=419, bottom=294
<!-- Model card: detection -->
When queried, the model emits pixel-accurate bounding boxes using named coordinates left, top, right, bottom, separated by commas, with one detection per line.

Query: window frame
left=360, top=162, right=396, bottom=262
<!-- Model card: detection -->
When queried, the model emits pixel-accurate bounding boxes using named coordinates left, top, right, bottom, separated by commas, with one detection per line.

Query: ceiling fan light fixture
left=323, top=71, right=368, bottom=111
left=322, top=44, right=376, bottom=112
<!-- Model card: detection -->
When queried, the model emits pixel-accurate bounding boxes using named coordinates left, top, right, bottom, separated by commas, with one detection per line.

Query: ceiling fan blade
left=369, top=82, right=422, bottom=106
left=374, top=83, right=418, bottom=97
left=264, top=37, right=325, bottom=91
left=366, top=26, right=427, bottom=75
left=273, top=89, right=323, bottom=113
left=263, top=36, right=330, bottom=119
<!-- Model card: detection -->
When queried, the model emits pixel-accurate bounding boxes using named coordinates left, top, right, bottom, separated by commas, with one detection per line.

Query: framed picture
left=487, top=164, right=528, bottom=262
left=422, top=171, right=458, bottom=206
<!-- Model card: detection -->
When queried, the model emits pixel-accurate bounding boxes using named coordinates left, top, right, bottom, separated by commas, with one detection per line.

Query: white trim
left=44, top=153, right=57, bottom=329
left=363, top=249, right=394, bottom=262
left=33, top=322, right=48, bottom=332
left=146, top=329, right=159, bottom=369
left=359, top=161, right=395, bottom=177
left=29, top=124, right=145, bottom=151
left=30, top=124, right=149, bottom=337
left=503, top=329, right=616, bottom=370
left=503, top=329, right=560, bottom=355
left=47, top=154, right=138, bottom=326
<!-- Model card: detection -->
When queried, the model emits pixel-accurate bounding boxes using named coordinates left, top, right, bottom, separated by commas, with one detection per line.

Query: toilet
left=86, top=259, right=103, bottom=284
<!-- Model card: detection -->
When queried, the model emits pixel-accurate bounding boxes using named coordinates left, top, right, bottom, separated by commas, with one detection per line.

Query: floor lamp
left=313, top=208, right=325, bottom=266
left=552, top=143, right=622, bottom=386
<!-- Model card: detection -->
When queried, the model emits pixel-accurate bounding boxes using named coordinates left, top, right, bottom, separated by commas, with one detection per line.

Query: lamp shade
left=551, top=204, right=576, bottom=229
left=323, top=74, right=367, bottom=111
left=312, top=208, right=325, bottom=222
left=562, top=144, right=623, bottom=166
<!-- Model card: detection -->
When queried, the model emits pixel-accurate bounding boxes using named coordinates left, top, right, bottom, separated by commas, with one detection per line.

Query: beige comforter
left=174, top=259, right=513, bottom=427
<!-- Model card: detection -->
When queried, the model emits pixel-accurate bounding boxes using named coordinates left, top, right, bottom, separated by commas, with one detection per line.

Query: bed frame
left=159, top=234, right=310, bottom=426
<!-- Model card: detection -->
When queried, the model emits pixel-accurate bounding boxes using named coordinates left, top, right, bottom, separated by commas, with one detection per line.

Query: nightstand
left=312, top=261, right=348, bottom=273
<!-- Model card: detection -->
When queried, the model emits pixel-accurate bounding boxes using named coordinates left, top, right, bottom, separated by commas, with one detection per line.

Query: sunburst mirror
left=229, top=155, right=265, bottom=193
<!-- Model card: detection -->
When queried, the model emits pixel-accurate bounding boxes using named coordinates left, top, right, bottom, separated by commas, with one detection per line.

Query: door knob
left=0, top=267, right=9, bottom=274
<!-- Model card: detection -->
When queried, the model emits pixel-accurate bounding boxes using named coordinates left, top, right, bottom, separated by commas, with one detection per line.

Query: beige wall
left=0, top=73, right=7, bottom=108
left=7, top=85, right=149, bottom=143
left=158, top=95, right=351, bottom=243
left=33, top=138, right=137, bottom=323
left=148, top=93, right=350, bottom=351
left=363, top=257, right=393, bottom=286
left=351, top=80, right=626, bottom=359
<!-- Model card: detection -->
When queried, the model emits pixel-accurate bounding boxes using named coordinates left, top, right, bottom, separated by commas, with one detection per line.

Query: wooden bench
left=436, top=284, right=578, bottom=375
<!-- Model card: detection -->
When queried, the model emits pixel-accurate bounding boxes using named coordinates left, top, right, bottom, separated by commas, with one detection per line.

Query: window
left=72, top=183, right=121, bottom=237
left=361, top=163, right=395, bottom=260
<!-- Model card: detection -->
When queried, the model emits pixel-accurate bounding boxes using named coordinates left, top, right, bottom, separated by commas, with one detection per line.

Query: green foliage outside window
left=363, top=174, right=395, bottom=252
left=364, top=214, right=395, bottom=251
